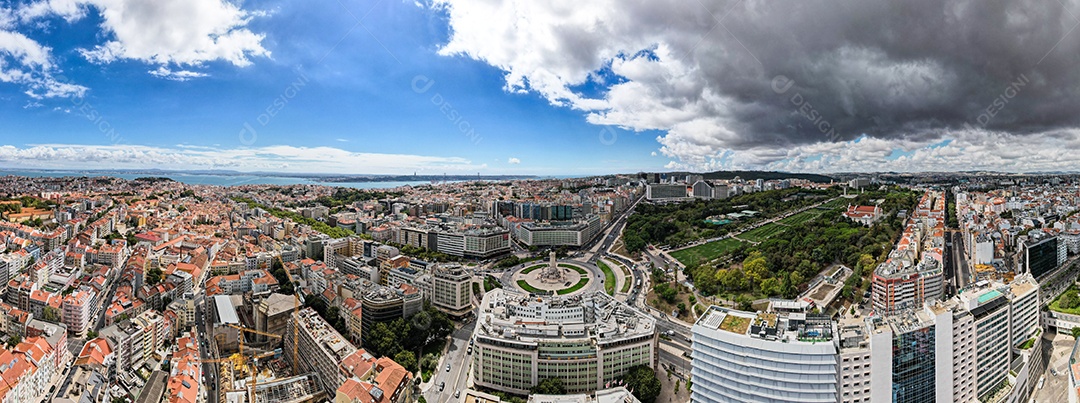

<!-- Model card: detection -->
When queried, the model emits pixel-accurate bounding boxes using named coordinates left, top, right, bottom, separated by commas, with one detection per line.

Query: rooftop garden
left=1050, top=285, right=1080, bottom=315
left=719, top=314, right=751, bottom=334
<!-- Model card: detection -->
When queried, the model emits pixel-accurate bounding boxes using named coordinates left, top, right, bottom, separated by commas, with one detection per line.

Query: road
left=423, top=318, right=478, bottom=402
left=1040, top=256, right=1080, bottom=305
left=951, top=231, right=972, bottom=290
left=497, top=258, right=607, bottom=296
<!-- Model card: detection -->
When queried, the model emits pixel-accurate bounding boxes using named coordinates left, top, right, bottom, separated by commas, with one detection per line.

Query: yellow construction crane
left=228, top=323, right=283, bottom=403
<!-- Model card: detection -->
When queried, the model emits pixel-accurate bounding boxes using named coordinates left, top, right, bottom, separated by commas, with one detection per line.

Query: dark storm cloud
left=434, top=0, right=1080, bottom=170
left=703, top=0, right=1079, bottom=146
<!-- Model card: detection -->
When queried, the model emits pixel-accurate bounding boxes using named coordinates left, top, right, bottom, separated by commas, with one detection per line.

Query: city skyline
left=4, top=0, right=1080, bottom=175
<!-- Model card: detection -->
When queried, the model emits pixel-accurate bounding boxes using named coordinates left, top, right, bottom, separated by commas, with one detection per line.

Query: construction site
left=203, top=257, right=326, bottom=403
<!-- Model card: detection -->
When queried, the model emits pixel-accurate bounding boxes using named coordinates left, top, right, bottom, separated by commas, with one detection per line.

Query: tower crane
left=227, top=323, right=284, bottom=403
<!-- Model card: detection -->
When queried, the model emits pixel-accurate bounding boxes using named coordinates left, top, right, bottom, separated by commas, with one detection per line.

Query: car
left=455, top=391, right=461, bottom=398
left=439, top=382, right=445, bottom=391
left=446, top=364, right=451, bottom=372
left=467, top=347, right=473, bottom=355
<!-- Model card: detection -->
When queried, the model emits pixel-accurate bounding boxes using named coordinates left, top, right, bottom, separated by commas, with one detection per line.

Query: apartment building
left=285, top=307, right=359, bottom=396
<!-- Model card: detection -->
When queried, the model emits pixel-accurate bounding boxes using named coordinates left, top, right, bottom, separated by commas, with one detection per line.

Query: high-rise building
left=691, top=181, right=713, bottom=199
left=645, top=183, right=689, bottom=200
left=429, top=264, right=472, bottom=317
left=360, top=284, right=421, bottom=342
left=958, top=285, right=1012, bottom=401
left=1022, top=234, right=1060, bottom=279
left=473, top=289, right=656, bottom=395
left=691, top=306, right=839, bottom=403
left=285, top=307, right=358, bottom=396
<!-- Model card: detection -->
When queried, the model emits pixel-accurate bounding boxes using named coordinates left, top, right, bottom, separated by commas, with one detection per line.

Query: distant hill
left=669, top=170, right=834, bottom=183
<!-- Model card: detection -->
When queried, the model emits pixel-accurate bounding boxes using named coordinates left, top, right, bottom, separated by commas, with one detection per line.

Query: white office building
left=691, top=306, right=839, bottom=403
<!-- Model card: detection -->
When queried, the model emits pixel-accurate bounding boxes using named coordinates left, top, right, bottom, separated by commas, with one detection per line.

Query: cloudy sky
left=2, top=0, right=1080, bottom=175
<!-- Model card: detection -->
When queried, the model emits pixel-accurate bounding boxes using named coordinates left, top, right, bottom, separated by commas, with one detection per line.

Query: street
left=423, top=318, right=477, bottom=402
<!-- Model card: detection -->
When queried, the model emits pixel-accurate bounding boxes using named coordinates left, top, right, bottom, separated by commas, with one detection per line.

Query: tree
left=394, top=351, right=417, bottom=372
left=759, top=277, right=782, bottom=297
left=1072, top=327, right=1080, bottom=339
left=367, top=321, right=403, bottom=357
left=742, top=251, right=770, bottom=290
left=42, top=306, right=60, bottom=323
left=790, top=271, right=804, bottom=288
left=1062, top=289, right=1080, bottom=310
left=147, top=266, right=163, bottom=285
left=857, top=254, right=876, bottom=272
left=531, top=378, right=566, bottom=395
left=622, top=365, right=661, bottom=403
left=5, top=335, right=20, bottom=349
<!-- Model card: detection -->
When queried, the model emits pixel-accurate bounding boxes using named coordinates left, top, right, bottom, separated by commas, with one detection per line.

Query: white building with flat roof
left=472, top=289, right=656, bottom=395
left=691, top=306, right=839, bottom=403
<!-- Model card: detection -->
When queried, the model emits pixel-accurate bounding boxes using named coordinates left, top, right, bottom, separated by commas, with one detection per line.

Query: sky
left=3, top=0, right=1080, bottom=175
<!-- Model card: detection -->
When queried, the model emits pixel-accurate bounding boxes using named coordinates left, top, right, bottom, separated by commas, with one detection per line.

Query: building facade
left=472, top=289, right=656, bottom=395
left=691, top=306, right=839, bottom=403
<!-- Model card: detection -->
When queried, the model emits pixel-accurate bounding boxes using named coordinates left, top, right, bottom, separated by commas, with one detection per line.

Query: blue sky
left=0, top=0, right=662, bottom=175
left=5, top=0, right=1080, bottom=175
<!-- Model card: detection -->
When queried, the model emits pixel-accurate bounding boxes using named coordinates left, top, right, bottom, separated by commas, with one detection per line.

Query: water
left=0, top=169, right=435, bottom=189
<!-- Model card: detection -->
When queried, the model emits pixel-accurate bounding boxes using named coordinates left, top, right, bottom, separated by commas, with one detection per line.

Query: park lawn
left=557, top=277, right=590, bottom=295
left=597, top=261, right=617, bottom=295
left=517, top=280, right=547, bottom=294
left=817, top=198, right=849, bottom=210
left=778, top=210, right=822, bottom=226
left=669, top=238, right=745, bottom=267
left=521, top=264, right=545, bottom=274
left=740, top=223, right=786, bottom=243
left=559, top=263, right=588, bottom=275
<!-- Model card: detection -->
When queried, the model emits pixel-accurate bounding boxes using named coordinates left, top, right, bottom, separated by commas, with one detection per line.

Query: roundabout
left=508, top=252, right=600, bottom=296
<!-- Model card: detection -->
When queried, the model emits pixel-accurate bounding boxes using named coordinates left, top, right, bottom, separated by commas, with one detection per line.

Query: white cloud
left=76, top=0, right=269, bottom=69
left=739, top=129, right=1080, bottom=174
left=0, top=28, right=86, bottom=98
left=0, top=0, right=267, bottom=97
left=507, top=157, right=520, bottom=164
left=0, top=144, right=486, bottom=174
left=17, top=0, right=86, bottom=23
left=148, top=66, right=208, bottom=81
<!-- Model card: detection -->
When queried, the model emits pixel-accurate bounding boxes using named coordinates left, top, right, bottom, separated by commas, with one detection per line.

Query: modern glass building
left=891, top=325, right=936, bottom=403
left=1024, top=236, right=1059, bottom=279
